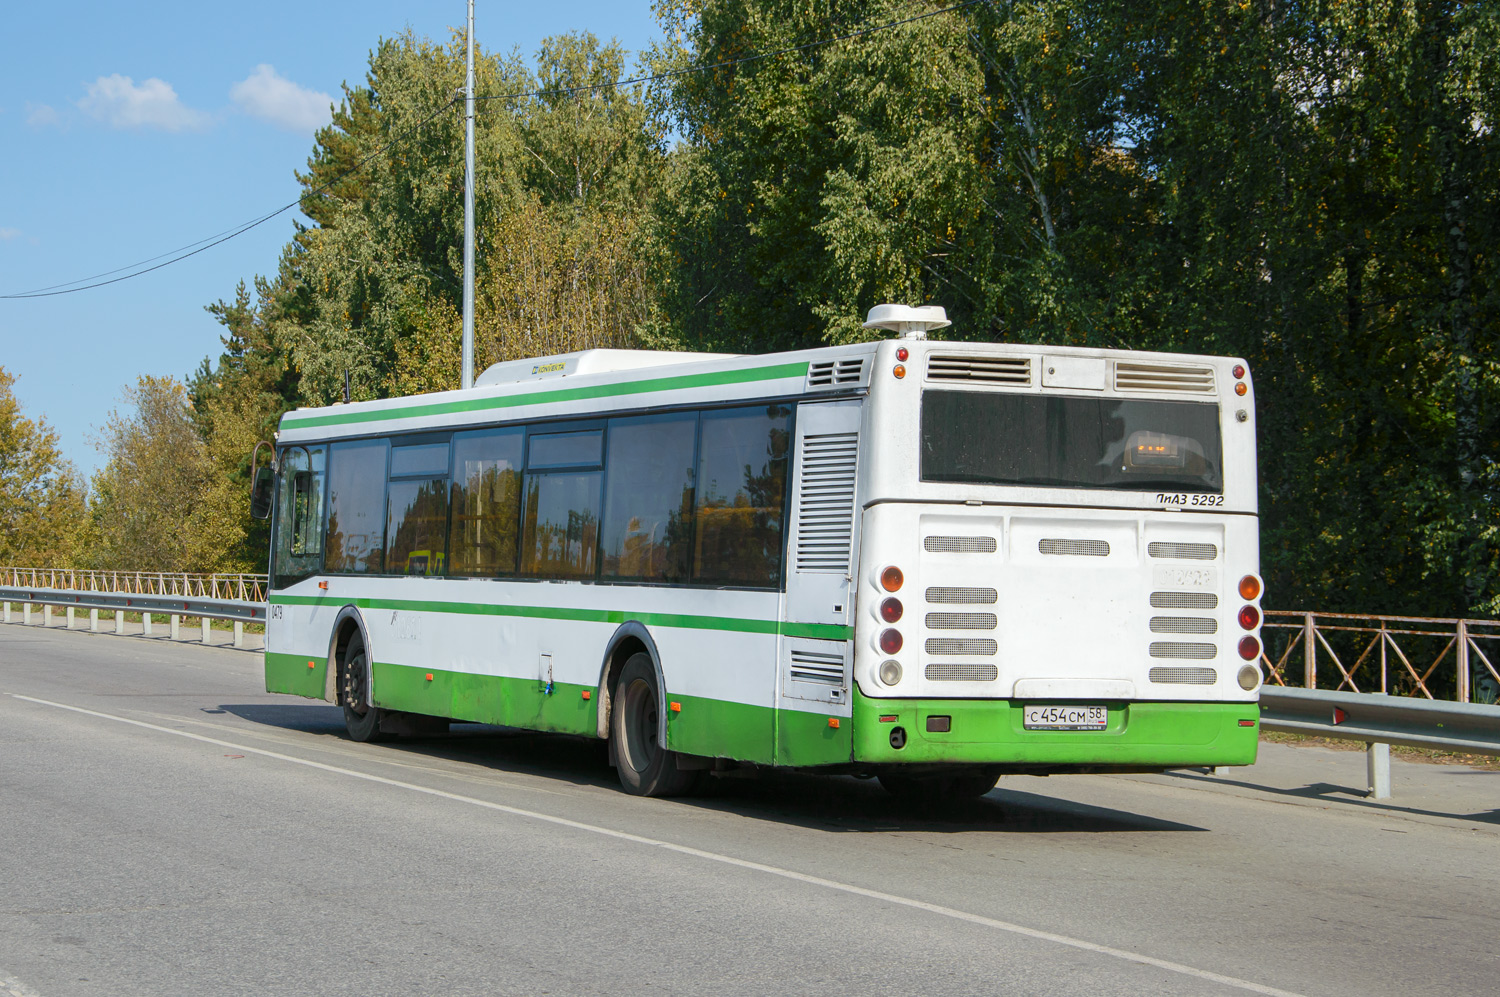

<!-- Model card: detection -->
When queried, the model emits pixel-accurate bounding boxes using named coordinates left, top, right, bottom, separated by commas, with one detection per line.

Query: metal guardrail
left=0, top=567, right=267, bottom=603
left=1257, top=687, right=1500, bottom=800
left=0, top=585, right=264, bottom=647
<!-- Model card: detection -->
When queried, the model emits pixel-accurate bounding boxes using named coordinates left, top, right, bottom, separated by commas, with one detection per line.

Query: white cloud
left=230, top=65, right=332, bottom=132
left=0, top=227, right=21, bottom=241
left=77, top=74, right=210, bottom=131
left=25, top=103, right=59, bottom=127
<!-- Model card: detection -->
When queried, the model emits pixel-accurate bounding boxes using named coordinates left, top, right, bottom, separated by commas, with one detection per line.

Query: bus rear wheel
left=612, top=654, right=698, bottom=797
left=341, top=631, right=387, bottom=743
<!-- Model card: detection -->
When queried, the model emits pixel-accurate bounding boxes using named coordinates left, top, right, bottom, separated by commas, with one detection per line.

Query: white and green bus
left=253, top=304, right=1264, bottom=799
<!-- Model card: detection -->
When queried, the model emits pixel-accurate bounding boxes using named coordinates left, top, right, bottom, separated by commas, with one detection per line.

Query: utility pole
left=461, top=0, right=476, bottom=390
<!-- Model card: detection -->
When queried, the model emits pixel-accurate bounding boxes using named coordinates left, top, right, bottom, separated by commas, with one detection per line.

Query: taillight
left=880, top=597, right=903, bottom=623
left=1232, top=364, right=1245, bottom=379
left=1238, top=575, right=1261, bottom=600
left=896, top=346, right=909, bottom=362
left=1238, top=605, right=1260, bottom=630
left=879, top=629, right=903, bottom=654
left=880, top=566, right=904, bottom=592
left=1237, top=636, right=1261, bottom=661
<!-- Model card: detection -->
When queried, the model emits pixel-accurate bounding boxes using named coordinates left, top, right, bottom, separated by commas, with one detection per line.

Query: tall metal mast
left=461, top=0, right=476, bottom=390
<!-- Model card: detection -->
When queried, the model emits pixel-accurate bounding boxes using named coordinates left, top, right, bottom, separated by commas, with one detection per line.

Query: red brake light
left=879, top=629, right=904, bottom=654
left=896, top=346, right=909, bottom=361
left=1238, top=605, right=1260, bottom=630
left=1238, top=636, right=1261, bottom=661
left=880, top=597, right=903, bottom=623
left=1232, top=364, right=1246, bottom=379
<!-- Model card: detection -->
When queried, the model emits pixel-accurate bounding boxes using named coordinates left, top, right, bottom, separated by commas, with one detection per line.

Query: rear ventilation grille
left=1040, top=538, right=1110, bottom=557
left=926, top=586, right=998, bottom=605
left=788, top=649, right=846, bottom=685
left=925, top=637, right=998, bottom=655
left=1149, top=666, right=1218, bottom=685
left=1151, top=591, right=1219, bottom=609
left=1115, top=361, right=1215, bottom=394
left=1150, top=642, right=1217, bottom=660
left=794, top=432, right=859, bottom=572
left=927, top=354, right=1031, bottom=385
left=1148, top=541, right=1218, bottom=560
left=926, top=663, right=999, bottom=682
left=806, top=358, right=867, bottom=389
left=924, top=535, right=997, bottom=553
left=925, top=612, right=997, bottom=630
left=1150, top=616, right=1218, bottom=635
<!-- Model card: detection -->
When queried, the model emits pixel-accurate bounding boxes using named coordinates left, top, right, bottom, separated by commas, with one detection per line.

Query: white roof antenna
left=862, top=303, right=950, bottom=340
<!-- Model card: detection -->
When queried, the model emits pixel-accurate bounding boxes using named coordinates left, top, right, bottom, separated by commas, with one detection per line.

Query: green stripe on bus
left=268, top=593, right=853, bottom=641
left=280, top=361, right=811, bottom=430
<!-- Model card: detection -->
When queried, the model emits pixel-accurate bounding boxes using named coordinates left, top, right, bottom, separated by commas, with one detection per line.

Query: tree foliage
left=0, top=367, right=89, bottom=567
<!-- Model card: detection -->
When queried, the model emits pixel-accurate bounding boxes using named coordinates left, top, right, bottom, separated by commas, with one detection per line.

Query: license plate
left=1023, top=705, right=1108, bottom=730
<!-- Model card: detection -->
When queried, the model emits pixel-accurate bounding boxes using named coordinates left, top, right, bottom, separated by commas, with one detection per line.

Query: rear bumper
left=852, top=689, right=1259, bottom=769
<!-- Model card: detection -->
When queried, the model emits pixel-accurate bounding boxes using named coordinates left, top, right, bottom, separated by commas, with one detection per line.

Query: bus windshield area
left=921, top=390, right=1223, bottom=492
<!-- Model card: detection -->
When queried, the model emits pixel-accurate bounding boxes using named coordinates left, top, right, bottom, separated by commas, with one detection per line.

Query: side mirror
left=250, top=465, right=275, bottom=520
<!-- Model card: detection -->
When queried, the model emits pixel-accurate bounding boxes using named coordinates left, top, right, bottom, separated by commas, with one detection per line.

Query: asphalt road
left=2, top=622, right=1497, bottom=997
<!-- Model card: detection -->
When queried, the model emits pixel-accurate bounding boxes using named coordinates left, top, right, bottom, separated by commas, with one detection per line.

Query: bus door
left=776, top=399, right=862, bottom=765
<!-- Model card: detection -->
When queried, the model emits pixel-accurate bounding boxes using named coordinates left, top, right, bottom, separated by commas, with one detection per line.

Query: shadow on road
left=221, top=702, right=1205, bottom=834
left=1163, top=769, right=1500, bottom=825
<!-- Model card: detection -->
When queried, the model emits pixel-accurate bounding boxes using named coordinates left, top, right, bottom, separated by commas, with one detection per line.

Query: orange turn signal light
left=1238, top=575, right=1261, bottom=600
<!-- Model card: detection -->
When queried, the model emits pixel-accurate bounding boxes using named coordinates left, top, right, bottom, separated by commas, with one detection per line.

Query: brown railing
left=0, top=567, right=267, bottom=603
left=1260, top=612, right=1500, bottom=704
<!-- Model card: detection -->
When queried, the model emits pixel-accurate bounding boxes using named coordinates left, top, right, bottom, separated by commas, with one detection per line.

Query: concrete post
left=24, top=603, right=32, bottom=625
left=201, top=616, right=211, bottom=645
left=142, top=613, right=152, bottom=636
left=170, top=614, right=180, bottom=640
left=114, top=610, right=125, bottom=634
left=90, top=608, right=99, bottom=632
left=2, top=601, right=9, bottom=623
left=66, top=606, right=76, bottom=629
left=1367, top=742, right=1391, bottom=800
left=233, top=621, right=244, bottom=648
left=43, top=605, right=52, bottom=627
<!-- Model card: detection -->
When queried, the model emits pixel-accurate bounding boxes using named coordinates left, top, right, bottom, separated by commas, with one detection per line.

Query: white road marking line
left=13, top=693, right=1309, bottom=997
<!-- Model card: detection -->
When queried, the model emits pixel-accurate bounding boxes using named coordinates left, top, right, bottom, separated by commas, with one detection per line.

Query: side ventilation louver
left=1039, top=538, right=1110, bottom=557
left=927, top=354, right=1031, bottom=385
left=924, top=536, right=997, bottom=553
left=1148, top=542, right=1218, bottom=561
left=806, top=358, right=867, bottom=389
left=789, top=649, right=846, bottom=685
left=1115, top=361, right=1215, bottom=394
left=794, top=432, right=859, bottom=572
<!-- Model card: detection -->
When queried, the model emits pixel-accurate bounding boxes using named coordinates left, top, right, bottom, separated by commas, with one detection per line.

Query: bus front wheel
left=341, top=631, right=387, bottom=743
left=612, top=654, right=698, bottom=797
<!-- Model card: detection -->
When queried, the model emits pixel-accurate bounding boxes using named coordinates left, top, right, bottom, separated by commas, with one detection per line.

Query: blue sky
left=0, top=0, right=660, bottom=475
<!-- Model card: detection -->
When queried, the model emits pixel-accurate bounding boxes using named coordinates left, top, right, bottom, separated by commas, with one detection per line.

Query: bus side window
left=693, top=404, right=791, bottom=587
left=326, top=439, right=390, bottom=574
left=386, top=442, right=451, bottom=577
left=450, top=427, right=524, bottom=576
left=273, top=445, right=325, bottom=588
left=600, top=412, right=696, bottom=583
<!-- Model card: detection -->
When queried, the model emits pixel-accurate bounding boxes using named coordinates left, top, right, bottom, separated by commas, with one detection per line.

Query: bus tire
left=611, top=653, right=697, bottom=797
left=341, top=630, right=386, bottom=743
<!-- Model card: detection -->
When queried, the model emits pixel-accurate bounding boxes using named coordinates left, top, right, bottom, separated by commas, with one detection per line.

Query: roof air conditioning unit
left=862, top=303, right=950, bottom=340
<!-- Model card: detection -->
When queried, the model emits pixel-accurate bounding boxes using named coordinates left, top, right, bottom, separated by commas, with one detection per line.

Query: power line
left=1, top=100, right=457, bottom=299
left=2, top=0, right=992, bottom=300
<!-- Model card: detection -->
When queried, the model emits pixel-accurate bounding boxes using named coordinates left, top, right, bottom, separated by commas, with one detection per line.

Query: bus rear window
left=921, top=390, right=1223, bottom=492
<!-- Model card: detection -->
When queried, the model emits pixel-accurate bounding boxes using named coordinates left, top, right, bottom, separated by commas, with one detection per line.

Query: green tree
left=0, top=367, right=90, bottom=567
left=90, top=376, right=243, bottom=573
